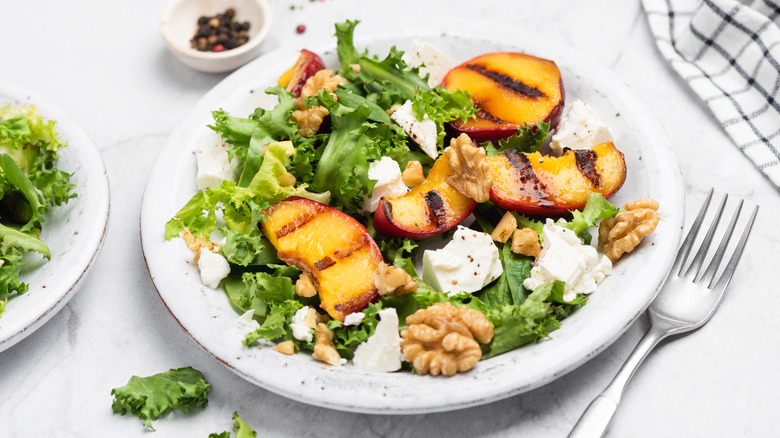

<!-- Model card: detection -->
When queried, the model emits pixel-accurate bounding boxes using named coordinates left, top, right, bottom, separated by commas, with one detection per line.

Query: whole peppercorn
left=190, top=9, right=251, bottom=52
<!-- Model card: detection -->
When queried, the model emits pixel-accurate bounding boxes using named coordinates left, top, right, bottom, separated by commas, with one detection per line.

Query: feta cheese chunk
left=550, top=100, right=614, bottom=156
left=523, top=220, right=612, bottom=302
left=236, top=309, right=260, bottom=331
left=290, top=306, right=318, bottom=342
left=343, top=312, right=366, bottom=326
left=402, top=40, right=453, bottom=87
left=353, top=308, right=402, bottom=372
left=195, top=131, right=240, bottom=191
left=197, top=248, right=230, bottom=289
left=390, top=100, right=438, bottom=159
left=362, top=157, right=408, bottom=212
left=422, top=226, right=503, bottom=294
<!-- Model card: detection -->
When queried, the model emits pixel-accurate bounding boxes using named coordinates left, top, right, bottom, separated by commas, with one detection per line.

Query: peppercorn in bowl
left=160, top=0, right=272, bottom=73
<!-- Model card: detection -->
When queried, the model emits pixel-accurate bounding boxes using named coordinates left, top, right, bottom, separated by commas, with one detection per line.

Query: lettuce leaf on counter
left=110, top=367, right=211, bottom=430
left=209, top=412, right=257, bottom=438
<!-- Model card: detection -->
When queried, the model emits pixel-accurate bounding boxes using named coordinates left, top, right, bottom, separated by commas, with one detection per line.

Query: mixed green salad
left=0, top=104, right=76, bottom=319
left=166, top=21, right=622, bottom=369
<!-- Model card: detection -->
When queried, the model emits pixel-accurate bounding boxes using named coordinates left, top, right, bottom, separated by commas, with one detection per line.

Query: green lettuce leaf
left=219, top=227, right=279, bottom=267
left=165, top=141, right=302, bottom=240
left=485, top=122, right=550, bottom=156
left=482, top=282, right=562, bottom=358
left=411, top=87, right=477, bottom=151
left=110, top=367, right=211, bottom=430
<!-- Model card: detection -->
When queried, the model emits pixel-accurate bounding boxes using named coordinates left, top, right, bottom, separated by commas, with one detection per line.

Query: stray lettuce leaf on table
left=209, top=412, right=258, bottom=438
left=110, top=366, right=211, bottom=430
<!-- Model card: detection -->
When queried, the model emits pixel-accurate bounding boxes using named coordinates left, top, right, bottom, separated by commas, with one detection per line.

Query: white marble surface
left=0, top=0, right=778, bottom=436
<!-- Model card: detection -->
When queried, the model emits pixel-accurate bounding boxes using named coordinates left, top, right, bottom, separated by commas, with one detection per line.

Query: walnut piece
left=511, top=227, right=542, bottom=258
left=312, top=323, right=343, bottom=366
left=491, top=211, right=517, bottom=243
left=292, top=105, right=329, bottom=138
left=443, top=134, right=493, bottom=203
left=300, top=69, right=340, bottom=100
left=402, top=160, right=425, bottom=187
left=374, top=262, right=417, bottom=295
left=400, top=302, right=494, bottom=376
left=599, top=197, right=660, bottom=262
left=181, top=228, right=221, bottom=262
left=273, top=340, right=296, bottom=355
left=295, top=273, right=318, bottom=298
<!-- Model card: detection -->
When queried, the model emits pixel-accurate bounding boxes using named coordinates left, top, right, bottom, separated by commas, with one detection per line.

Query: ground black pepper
left=190, top=8, right=251, bottom=52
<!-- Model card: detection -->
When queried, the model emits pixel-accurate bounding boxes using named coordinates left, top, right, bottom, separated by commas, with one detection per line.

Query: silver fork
left=568, top=189, right=758, bottom=438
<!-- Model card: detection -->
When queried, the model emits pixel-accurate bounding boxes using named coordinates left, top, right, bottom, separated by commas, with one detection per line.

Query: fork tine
left=684, top=194, right=728, bottom=278
left=672, top=188, right=714, bottom=276
left=697, top=199, right=742, bottom=285
left=710, top=204, right=758, bottom=290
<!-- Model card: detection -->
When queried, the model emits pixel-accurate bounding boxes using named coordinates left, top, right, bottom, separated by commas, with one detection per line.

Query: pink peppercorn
left=296, top=24, right=306, bottom=34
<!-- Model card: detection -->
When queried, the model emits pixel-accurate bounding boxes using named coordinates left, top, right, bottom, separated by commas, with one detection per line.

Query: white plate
left=0, top=81, right=110, bottom=353
left=141, top=27, right=684, bottom=414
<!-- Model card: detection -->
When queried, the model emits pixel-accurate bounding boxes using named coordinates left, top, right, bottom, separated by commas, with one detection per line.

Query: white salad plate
left=0, top=81, right=110, bottom=353
left=141, top=26, right=684, bottom=414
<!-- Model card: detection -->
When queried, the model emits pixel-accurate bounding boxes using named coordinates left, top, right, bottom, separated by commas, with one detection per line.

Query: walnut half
left=443, top=134, right=493, bottom=203
left=511, top=227, right=541, bottom=258
left=312, top=323, right=343, bottom=366
left=599, top=198, right=660, bottom=262
left=400, top=302, right=494, bottom=376
left=374, top=262, right=417, bottom=295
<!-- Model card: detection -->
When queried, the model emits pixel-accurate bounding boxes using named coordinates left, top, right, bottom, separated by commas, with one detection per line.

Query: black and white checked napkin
left=643, top=0, right=780, bottom=188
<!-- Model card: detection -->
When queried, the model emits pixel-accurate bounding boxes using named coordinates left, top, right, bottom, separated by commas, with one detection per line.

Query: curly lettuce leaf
left=210, top=412, right=257, bottom=438
left=110, top=367, right=211, bottom=430
left=243, top=299, right=303, bottom=345
left=485, top=121, right=551, bottom=156
left=411, top=87, right=477, bottom=151
left=0, top=104, right=75, bottom=207
left=219, top=227, right=279, bottom=267
left=165, top=141, right=303, bottom=240
left=482, top=281, right=563, bottom=359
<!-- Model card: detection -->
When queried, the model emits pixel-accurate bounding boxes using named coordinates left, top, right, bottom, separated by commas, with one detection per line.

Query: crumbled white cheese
left=236, top=309, right=261, bottom=331
left=343, top=312, right=366, bottom=326
left=197, top=248, right=230, bottom=289
left=353, top=308, right=402, bottom=372
left=523, top=220, right=612, bottom=302
left=195, top=131, right=240, bottom=191
left=402, top=40, right=453, bottom=87
left=362, top=157, right=408, bottom=212
left=422, top=226, right=503, bottom=294
left=390, top=100, right=438, bottom=159
left=550, top=100, right=614, bottom=156
left=290, top=306, right=317, bottom=342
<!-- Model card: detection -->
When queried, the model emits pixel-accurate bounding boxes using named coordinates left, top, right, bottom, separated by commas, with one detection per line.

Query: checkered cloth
left=643, top=0, right=780, bottom=188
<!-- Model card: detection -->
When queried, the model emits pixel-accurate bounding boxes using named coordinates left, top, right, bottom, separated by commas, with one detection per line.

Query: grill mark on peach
left=466, top=64, right=545, bottom=99
left=314, top=235, right=370, bottom=272
left=574, top=149, right=603, bottom=188
left=424, top=190, right=448, bottom=229
left=382, top=201, right=394, bottom=223
left=475, top=108, right=506, bottom=124
left=273, top=207, right=325, bottom=239
left=504, top=149, right=553, bottom=206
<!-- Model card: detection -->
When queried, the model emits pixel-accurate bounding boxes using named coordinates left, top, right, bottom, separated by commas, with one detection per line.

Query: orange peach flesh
left=261, top=197, right=381, bottom=321
left=487, top=142, right=626, bottom=215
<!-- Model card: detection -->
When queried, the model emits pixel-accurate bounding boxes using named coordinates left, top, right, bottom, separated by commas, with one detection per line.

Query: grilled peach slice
left=373, top=155, right=477, bottom=239
left=441, top=52, right=564, bottom=143
left=261, top=196, right=381, bottom=321
left=277, top=49, right=326, bottom=97
left=487, top=142, right=626, bottom=216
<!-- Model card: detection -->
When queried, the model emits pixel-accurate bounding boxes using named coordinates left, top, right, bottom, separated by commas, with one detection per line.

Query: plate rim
left=141, top=26, right=685, bottom=414
left=0, top=80, right=111, bottom=353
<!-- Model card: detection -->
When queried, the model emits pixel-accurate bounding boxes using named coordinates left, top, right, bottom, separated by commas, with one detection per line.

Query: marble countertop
left=1, top=0, right=778, bottom=436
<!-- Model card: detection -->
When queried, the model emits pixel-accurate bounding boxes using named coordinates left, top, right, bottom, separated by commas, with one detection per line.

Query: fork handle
left=568, top=322, right=669, bottom=438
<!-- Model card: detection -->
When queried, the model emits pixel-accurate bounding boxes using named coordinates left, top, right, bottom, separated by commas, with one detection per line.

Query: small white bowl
left=161, top=0, right=272, bottom=73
